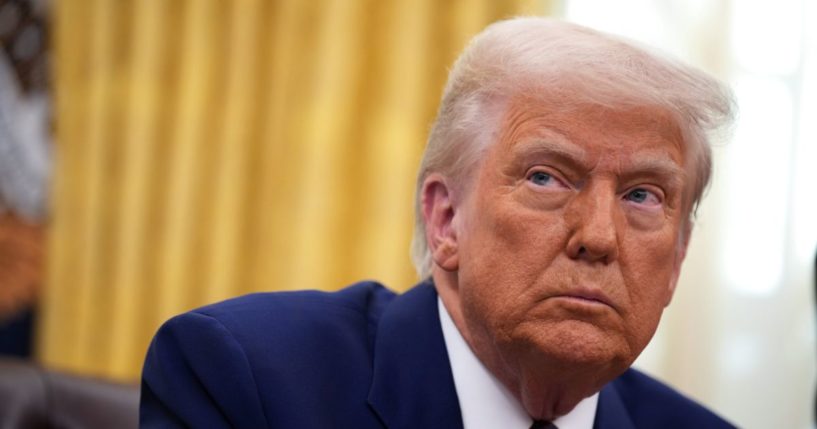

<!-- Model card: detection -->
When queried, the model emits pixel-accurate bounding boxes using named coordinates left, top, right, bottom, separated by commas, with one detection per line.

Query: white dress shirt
left=438, top=298, right=598, bottom=429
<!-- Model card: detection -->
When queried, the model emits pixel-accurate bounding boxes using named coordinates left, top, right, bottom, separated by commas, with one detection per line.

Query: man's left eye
left=624, top=188, right=660, bottom=205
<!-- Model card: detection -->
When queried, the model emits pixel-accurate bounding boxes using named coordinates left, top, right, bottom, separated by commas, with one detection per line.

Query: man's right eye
left=528, top=171, right=553, bottom=186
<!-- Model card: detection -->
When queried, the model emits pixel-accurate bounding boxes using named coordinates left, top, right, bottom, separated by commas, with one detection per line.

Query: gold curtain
left=42, top=0, right=553, bottom=382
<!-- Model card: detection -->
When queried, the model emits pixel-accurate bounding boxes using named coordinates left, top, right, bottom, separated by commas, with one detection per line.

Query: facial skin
left=423, top=96, right=693, bottom=421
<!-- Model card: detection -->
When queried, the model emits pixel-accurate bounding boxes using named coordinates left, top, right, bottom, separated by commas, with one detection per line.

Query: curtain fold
left=42, top=0, right=553, bottom=381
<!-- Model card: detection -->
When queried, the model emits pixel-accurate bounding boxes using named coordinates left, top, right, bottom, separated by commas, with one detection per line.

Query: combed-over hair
left=411, top=17, right=736, bottom=278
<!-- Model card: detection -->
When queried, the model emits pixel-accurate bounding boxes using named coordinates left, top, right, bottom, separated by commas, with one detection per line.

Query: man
left=141, top=18, right=736, bottom=428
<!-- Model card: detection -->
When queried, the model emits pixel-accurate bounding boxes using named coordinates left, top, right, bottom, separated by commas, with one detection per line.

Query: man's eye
left=529, top=171, right=553, bottom=186
left=624, top=188, right=660, bottom=205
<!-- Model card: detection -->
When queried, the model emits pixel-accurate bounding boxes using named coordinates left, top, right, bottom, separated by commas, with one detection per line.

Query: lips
left=551, top=288, right=616, bottom=311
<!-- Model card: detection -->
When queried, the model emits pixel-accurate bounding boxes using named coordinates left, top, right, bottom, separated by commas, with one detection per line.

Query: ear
left=422, top=174, right=459, bottom=272
left=665, top=220, right=693, bottom=307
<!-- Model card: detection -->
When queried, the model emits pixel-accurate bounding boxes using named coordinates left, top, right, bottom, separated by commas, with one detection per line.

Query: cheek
left=458, top=192, right=569, bottom=322
left=619, top=229, right=680, bottom=334
left=463, top=195, right=565, bottom=280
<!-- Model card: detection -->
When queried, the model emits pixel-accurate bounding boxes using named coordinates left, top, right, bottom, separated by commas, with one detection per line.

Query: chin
left=516, top=318, right=634, bottom=372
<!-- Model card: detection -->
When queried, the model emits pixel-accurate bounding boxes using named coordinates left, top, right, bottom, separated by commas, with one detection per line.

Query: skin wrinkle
left=425, top=98, right=691, bottom=420
left=505, top=94, right=691, bottom=209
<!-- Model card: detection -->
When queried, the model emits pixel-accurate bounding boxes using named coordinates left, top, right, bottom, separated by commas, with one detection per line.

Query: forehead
left=491, top=96, right=687, bottom=166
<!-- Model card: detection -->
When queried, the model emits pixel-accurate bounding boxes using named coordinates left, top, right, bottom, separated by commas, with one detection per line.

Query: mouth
left=551, top=289, right=616, bottom=311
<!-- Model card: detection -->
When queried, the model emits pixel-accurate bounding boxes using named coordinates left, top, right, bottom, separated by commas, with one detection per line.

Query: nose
left=565, top=183, right=620, bottom=264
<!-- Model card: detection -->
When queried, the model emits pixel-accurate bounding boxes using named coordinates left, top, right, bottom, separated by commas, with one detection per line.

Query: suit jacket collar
left=367, top=281, right=464, bottom=429
left=593, top=381, right=636, bottom=429
left=367, top=281, right=636, bottom=429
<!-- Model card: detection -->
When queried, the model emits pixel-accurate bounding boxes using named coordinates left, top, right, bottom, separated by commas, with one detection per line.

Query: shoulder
left=171, top=280, right=398, bottom=350
left=140, top=281, right=398, bottom=427
left=194, top=281, right=396, bottom=328
left=611, top=368, right=736, bottom=428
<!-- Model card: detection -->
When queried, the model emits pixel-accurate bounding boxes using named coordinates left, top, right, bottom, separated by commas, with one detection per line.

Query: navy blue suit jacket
left=140, top=281, right=735, bottom=428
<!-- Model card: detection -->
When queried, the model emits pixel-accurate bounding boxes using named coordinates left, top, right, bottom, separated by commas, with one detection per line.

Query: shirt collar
left=438, top=297, right=598, bottom=429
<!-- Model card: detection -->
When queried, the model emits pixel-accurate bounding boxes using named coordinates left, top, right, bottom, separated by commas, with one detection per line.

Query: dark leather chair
left=0, top=358, right=138, bottom=429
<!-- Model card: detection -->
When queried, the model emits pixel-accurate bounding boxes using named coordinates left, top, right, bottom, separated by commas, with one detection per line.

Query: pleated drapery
left=42, top=0, right=553, bottom=382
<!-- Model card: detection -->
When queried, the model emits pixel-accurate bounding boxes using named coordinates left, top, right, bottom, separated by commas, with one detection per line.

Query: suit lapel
left=367, top=281, right=464, bottom=429
left=593, top=382, right=636, bottom=429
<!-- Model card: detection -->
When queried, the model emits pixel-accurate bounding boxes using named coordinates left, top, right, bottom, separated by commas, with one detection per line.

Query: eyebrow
left=510, top=137, right=588, bottom=171
left=620, top=154, right=686, bottom=189
left=510, top=136, right=686, bottom=189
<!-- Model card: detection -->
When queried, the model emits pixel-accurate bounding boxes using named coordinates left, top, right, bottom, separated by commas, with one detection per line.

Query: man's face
left=433, top=97, right=691, bottom=414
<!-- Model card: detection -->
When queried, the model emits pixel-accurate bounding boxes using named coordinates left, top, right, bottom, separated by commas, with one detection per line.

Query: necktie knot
left=530, top=420, right=557, bottom=429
